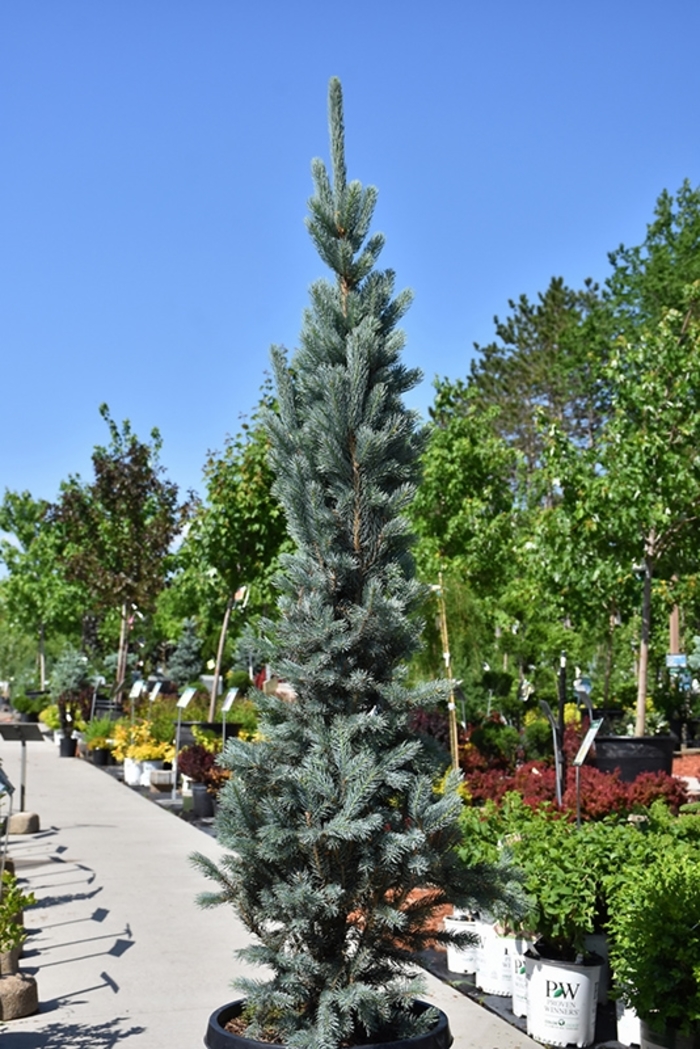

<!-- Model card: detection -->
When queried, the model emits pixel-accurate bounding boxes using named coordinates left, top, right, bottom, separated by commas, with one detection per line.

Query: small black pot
left=59, top=735, right=77, bottom=758
left=91, top=747, right=112, bottom=767
left=204, top=999, right=452, bottom=1049
left=191, top=781, right=215, bottom=818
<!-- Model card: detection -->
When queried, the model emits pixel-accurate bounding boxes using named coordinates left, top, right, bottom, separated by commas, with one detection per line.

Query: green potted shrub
left=192, top=78, right=521, bottom=1049
left=458, top=796, right=611, bottom=1047
left=0, top=870, right=36, bottom=976
left=83, top=715, right=116, bottom=766
left=38, top=703, right=61, bottom=734
left=9, top=692, right=49, bottom=723
left=0, top=869, right=39, bottom=1020
left=49, top=647, right=94, bottom=757
left=607, top=845, right=700, bottom=1049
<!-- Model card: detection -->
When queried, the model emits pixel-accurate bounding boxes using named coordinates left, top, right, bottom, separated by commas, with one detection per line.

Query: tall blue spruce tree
left=193, top=78, right=521, bottom=1049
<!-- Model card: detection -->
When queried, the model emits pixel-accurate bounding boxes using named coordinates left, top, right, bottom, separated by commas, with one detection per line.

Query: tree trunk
left=669, top=602, right=680, bottom=654
left=38, top=623, right=46, bottom=691
left=116, top=603, right=129, bottom=703
left=635, top=550, right=654, bottom=737
left=603, top=615, right=614, bottom=707
left=209, top=595, right=234, bottom=721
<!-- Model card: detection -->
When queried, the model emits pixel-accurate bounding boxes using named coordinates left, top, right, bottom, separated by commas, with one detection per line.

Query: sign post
left=0, top=723, right=45, bottom=812
left=539, top=700, right=564, bottom=808
left=572, top=718, right=604, bottom=828
left=171, top=688, right=196, bottom=801
left=221, top=689, right=238, bottom=750
left=128, top=679, right=145, bottom=730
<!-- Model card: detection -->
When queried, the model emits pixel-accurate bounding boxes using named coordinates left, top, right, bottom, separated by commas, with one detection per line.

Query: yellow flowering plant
left=111, top=719, right=175, bottom=763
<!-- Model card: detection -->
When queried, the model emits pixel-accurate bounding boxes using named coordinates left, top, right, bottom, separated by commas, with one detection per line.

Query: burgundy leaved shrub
left=627, top=770, right=688, bottom=813
left=408, top=707, right=451, bottom=748
left=177, top=743, right=216, bottom=783
left=561, top=765, right=630, bottom=820
left=462, top=755, right=687, bottom=820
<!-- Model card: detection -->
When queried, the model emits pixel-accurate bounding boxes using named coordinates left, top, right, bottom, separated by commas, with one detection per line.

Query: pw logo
left=546, top=980, right=580, bottom=1000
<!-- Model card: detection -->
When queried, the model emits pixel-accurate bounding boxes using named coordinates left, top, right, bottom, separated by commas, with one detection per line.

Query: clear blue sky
left=2, top=1, right=699, bottom=504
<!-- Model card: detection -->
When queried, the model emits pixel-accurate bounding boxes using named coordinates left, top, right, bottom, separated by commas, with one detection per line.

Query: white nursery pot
left=584, top=932, right=610, bottom=1004
left=616, top=1000, right=641, bottom=1047
left=510, top=936, right=533, bottom=1018
left=525, top=952, right=601, bottom=1048
left=139, top=759, right=163, bottom=786
left=476, top=923, right=513, bottom=997
left=444, top=916, right=479, bottom=975
left=123, top=757, right=143, bottom=786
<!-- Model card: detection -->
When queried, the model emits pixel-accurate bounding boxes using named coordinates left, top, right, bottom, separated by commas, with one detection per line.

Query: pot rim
left=204, top=998, right=452, bottom=1049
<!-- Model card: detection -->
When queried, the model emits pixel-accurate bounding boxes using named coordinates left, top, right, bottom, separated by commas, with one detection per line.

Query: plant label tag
left=177, top=687, right=196, bottom=709
left=222, top=689, right=238, bottom=713
left=573, top=718, right=604, bottom=767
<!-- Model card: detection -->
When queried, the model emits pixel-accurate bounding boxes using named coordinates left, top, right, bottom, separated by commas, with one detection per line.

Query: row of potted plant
left=38, top=686, right=257, bottom=763
left=0, top=816, right=39, bottom=1020
left=451, top=795, right=700, bottom=1048
left=0, top=869, right=36, bottom=977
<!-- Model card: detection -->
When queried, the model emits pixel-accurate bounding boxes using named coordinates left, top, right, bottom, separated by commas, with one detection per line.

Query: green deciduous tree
left=415, top=180, right=700, bottom=720
left=413, top=381, right=519, bottom=590
left=545, top=284, right=700, bottom=733
left=186, top=388, right=288, bottom=717
left=606, top=180, right=700, bottom=334
left=0, top=491, right=83, bottom=687
left=51, top=405, right=189, bottom=696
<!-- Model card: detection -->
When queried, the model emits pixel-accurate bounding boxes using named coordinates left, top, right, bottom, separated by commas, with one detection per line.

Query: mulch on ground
left=673, top=750, right=700, bottom=778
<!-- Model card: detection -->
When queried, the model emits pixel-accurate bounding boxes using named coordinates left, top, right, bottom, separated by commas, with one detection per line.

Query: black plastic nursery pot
left=592, top=735, right=676, bottom=782
left=641, top=1019, right=700, bottom=1049
left=59, top=735, right=77, bottom=758
left=204, top=1000, right=453, bottom=1049
left=191, top=782, right=215, bottom=818
left=91, top=747, right=112, bottom=766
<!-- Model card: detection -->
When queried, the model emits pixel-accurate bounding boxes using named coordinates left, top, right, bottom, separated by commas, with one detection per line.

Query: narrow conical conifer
left=193, top=78, right=522, bottom=1049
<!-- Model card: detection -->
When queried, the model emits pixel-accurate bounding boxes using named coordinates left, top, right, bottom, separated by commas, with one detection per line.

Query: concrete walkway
left=0, top=736, right=539, bottom=1049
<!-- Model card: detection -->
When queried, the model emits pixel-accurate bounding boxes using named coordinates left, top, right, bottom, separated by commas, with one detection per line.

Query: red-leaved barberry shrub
left=462, top=756, right=688, bottom=820
left=626, top=770, right=688, bottom=813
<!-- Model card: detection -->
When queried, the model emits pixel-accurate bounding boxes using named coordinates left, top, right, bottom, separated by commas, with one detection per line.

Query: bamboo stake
left=436, top=571, right=460, bottom=772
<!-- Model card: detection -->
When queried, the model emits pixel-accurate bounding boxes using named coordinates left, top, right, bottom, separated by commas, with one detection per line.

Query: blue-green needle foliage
left=192, top=78, right=523, bottom=1049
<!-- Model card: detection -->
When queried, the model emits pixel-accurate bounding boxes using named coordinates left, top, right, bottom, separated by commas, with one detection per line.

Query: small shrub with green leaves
left=227, top=669, right=253, bottom=694
left=83, top=715, right=115, bottom=751
left=0, top=871, right=36, bottom=955
left=39, top=704, right=61, bottom=731
left=50, top=647, right=94, bottom=735
left=521, top=717, right=554, bottom=761
left=10, top=693, right=49, bottom=717
left=458, top=794, right=690, bottom=958
left=607, top=849, right=700, bottom=1034
left=467, top=717, right=520, bottom=770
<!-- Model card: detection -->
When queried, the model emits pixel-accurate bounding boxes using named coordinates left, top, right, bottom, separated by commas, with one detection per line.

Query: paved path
left=0, top=736, right=539, bottom=1049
